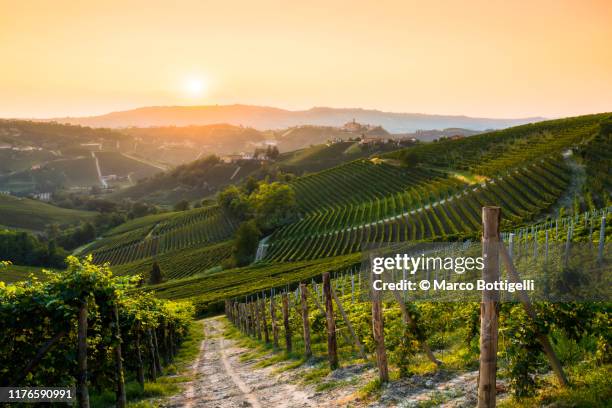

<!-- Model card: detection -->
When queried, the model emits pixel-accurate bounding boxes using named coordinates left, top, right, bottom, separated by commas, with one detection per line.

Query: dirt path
left=163, top=317, right=316, bottom=408
left=164, top=317, right=487, bottom=408
left=91, top=151, right=107, bottom=188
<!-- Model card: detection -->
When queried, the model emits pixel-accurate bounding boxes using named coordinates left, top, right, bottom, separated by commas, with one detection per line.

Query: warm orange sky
left=1, top=0, right=611, bottom=119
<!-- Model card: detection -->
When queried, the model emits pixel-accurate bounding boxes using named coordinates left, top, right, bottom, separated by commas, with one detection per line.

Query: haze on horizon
left=1, top=0, right=611, bottom=120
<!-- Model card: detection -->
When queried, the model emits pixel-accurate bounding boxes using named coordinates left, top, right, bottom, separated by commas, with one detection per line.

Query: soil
left=162, top=317, right=501, bottom=407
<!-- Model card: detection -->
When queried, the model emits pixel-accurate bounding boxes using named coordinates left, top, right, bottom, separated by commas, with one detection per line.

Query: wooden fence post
left=238, top=304, right=244, bottom=332
left=152, top=329, right=163, bottom=375
left=242, top=302, right=247, bottom=334
left=255, top=299, right=262, bottom=340
left=113, top=303, right=127, bottom=408
left=260, top=296, right=270, bottom=344
left=77, top=301, right=90, bottom=408
left=250, top=300, right=257, bottom=336
left=323, top=272, right=339, bottom=369
left=147, top=329, right=157, bottom=382
left=478, top=206, right=501, bottom=408
left=599, top=216, right=606, bottom=263
left=282, top=293, right=292, bottom=353
left=300, top=283, right=312, bottom=358
left=270, top=296, right=279, bottom=349
left=135, top=322, right=145, bottom=389
left=371, top=269, right=389, bottom=382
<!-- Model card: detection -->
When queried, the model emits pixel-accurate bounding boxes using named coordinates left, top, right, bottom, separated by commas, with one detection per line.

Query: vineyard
left=264, top=157, right=571, bottom=262
left=88, top=205, right=237, bottom=266
left=223, top=208, right=611, bottom=406
left=111, top=241, right=233, bottom=280
left=0, top=113, right=610, bottom=407
left=0, top=257, right=194, bottom=407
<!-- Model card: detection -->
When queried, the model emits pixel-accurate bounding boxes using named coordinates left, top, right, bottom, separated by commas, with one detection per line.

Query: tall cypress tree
left=149, top=261, right=164, bottom=285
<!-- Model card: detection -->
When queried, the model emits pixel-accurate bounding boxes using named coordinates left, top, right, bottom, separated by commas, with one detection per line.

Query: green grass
left=150, top=254, right=360, bottom=315
left=90, top=320, right=205, bottom=408
left=0, top=264, right=55, bottom=283
left=0, top=194, right=97, bottom=231
left=498, top=364, right=612, bottom=408
left=95, top=151, right=161, bottom=181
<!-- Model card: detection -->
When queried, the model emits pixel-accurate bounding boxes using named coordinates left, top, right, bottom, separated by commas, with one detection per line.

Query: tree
left=250, top=182, right=298, bottom=231
left=173, top=200, right=190, bottom=212
left=266, top=145, right=280, bottom=160
left=243, top=177, right=259, bottom=195
left=45, top=223, right=61, bottom=241
left=129, top=202, right=156, bottom=219
left=233, top=220, right=261, bottom=266
left=217, top=186, right=251, bottom=220
left=148, top=261, right=164, bottom=285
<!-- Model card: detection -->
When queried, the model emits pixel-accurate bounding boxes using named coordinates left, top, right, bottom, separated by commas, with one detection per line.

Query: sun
left=183, top=77, right=207, bottom=98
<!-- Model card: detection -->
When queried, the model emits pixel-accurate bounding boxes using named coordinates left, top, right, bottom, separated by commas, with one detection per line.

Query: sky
left=1, top=0, right=611, bottom=119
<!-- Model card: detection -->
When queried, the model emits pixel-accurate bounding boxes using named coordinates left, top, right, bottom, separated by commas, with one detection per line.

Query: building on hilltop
left=342, top=119, right=364, bottom=133
left=359, top=135, right=386, bottom=145
left=221, top=154, right=243, bottom=164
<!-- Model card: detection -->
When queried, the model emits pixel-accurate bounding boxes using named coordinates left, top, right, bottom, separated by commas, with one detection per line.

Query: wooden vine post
left=270, top=296, right=279, bottom=349
left=478, top=206, right=501, bottom=408
left=260, top=297, right=270, bottom=344
left=370, top=268, right=389, bottom=382
left=254, top=299, right=262, bottom=340
left=299, top=283, right=312, bottom=358
left=282, top=293, right=292, bottom=353
left=248, top=301, right=254, bottom=336
left=147, top=329, right=157, bottom=381
left=152, top=329, right=163, bottom=375
left=77, top=300, right=90, bottom=408
left=113, top=303, right=127, bottom=408
left=242, top=303, right=248, bottom=334
left=323, top=272, right=338, bottom=369
left=135, top=322, right=145, bottom=388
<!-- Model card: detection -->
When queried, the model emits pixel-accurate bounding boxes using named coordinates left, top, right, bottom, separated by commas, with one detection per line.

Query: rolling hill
left=75, top=112, right=611, bottom=312
left=0, top=194, right=97, bottom=231
left=50, top=105, right=544, bottom=133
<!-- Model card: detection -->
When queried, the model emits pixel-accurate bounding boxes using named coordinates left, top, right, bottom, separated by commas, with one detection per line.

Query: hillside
left=95, top=151, right=163, bottom=182
left=276, top=140, right=404, bottom=174
left=6, top=113, right=611, bottom=408
left=0, top=121, right=162, bottom=194
left=50, top=104, right=544, bottom=133
left=75, top=112, right=610, bottom=304
left=119, top=124, right=270, bottom=165
left=109, top=156, right=263, bottom=205
left=0, top=194, right=97, bottom=231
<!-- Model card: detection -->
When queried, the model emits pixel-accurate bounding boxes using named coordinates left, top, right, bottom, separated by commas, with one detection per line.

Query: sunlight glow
left=183, top=77, right=207, bottom=98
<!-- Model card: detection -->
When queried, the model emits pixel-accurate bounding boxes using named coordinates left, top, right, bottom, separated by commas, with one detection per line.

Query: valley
left=1, top=112, right=610, bottom=408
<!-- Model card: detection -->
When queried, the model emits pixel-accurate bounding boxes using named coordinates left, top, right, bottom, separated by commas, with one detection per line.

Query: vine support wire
left=351, top=272, right=355, bottom=304
left=598, top=216, right=606, bottom=263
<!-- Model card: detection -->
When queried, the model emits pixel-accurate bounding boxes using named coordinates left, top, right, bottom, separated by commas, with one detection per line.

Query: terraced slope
left=256, top=114, right=611, bottom=263
left=264, top=157, right=571, bottom=261
left=111, top=241, right=233, bottom=280
left=389, top=113, right=605, bottom=174
left=89, top=205, right=237, bottom=266
left=291, top=160, right=448, bottom=212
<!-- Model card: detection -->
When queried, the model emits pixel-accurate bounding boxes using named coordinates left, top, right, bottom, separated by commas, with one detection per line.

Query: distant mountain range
left=49, top=105, right=545, bottom=133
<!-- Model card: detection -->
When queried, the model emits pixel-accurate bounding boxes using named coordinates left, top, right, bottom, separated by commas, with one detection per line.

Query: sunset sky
left=1, top=0, right=611, bottom=119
